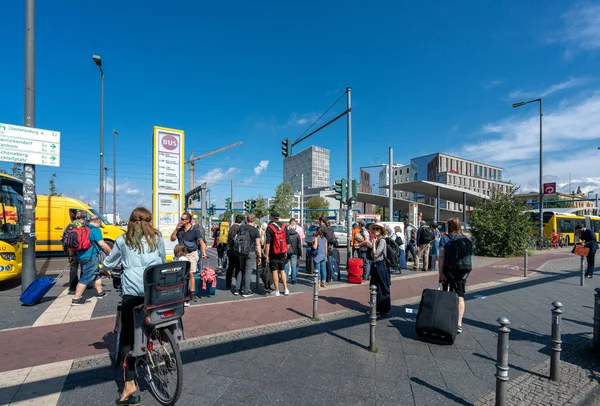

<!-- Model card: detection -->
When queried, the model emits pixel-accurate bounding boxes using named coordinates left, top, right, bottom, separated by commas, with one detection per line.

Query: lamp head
left=92, top=55, right=102, bottom=67
left=512, top=101, right=526, bottom=108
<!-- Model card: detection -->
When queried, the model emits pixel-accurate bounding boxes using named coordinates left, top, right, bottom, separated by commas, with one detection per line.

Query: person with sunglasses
left=170, top=212, right=207, bottom=301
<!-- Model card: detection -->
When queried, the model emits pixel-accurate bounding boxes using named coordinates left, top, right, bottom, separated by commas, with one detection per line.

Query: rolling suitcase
left=415, top=287, right=458, bottom=345
left=20, top=270, right=64, bottom=306
left=329, top=255, right=339, bottom=281
left=347, top=258, right=363, bottom=284
left=195, top=272, right=216, bottom=296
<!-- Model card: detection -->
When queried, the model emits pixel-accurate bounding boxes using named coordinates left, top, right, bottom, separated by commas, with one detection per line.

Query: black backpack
left=384, top=237, right=400, bottom=268
left=443, top=234, right=474, bottom=282
left=420, top=226, right=435, bottom=244
left=233, top=226, right=254, bottom=257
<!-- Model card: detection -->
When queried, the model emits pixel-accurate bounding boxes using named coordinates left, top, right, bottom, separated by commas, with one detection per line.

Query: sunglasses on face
left=180, top=218, right=188, bottom=221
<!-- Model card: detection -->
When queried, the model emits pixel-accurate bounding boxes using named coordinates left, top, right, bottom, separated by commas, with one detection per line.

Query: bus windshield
left=0, top=181, right=24, bottom=245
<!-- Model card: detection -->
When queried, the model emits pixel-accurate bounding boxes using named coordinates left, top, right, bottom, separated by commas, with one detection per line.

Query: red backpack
left=269, top=223, right=288, bottom=255
left=66, top=227, right=92, bottom=251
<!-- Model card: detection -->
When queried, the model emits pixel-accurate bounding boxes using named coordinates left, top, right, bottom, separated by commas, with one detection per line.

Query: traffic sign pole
left=21, top=0, right=37, bottom=293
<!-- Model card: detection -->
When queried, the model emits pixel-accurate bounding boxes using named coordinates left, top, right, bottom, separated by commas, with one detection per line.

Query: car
left=303, top=224, right=349, bottom=247
left=304, top=224, right=319, bottom=247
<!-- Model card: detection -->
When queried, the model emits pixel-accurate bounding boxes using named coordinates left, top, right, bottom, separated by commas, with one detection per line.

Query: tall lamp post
left=93, top=55, right=104, bottom=215
left=513, top=98, right=543, bottom=243
left=113, top=129, right=118, bottom=223
left=104, top=167, right=110, bottom=216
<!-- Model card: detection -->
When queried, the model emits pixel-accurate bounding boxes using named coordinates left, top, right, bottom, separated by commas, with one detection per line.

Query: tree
left=469, top=187, right=532, bottom=257
left=375, top=206, right=389, bottom=221
left=254, top=195, right=269, bottom=220
left=11, top=164, right=23, bottom=179
left=305, top=196, right=329, bottom=220
left=208, top=204, right=216, bottom=217
left=49, top=173, right=62, bottom=196
left=270, top=183, right=295, bottom=218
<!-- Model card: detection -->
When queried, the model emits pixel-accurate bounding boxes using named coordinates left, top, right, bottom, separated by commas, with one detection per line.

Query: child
left=174, top=244, right=191, bottom=307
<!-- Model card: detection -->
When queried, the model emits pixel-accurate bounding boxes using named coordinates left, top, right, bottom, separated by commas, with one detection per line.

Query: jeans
left=78, top=257, right=100, bottom=286
left=406, top=242, right=417, bottom=262
left=315, top=259, right=327, bottom=283
left=360, top=250, right=371, bottom=280
left=237, top=252, right=256, bottom=294
left=399, top=248, right=407, bottom=269
left=285, top=255, right=298, bottom=281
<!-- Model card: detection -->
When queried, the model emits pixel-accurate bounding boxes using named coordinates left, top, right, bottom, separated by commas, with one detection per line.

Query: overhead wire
left=293, top=90, right=347, bottom=145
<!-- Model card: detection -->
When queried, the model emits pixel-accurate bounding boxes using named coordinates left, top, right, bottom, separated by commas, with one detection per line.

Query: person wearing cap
left=366, top=222, right=391, bottom=315
left=265, top=212, right=290, bottom=296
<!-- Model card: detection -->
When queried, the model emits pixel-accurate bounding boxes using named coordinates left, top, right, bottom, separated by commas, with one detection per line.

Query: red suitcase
left=347, top=258, right=363, bottom=284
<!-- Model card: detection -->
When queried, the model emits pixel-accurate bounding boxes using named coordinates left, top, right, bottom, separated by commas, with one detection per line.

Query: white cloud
left=559, top=3, right=600, bottom=53
left=482, top=80, right=503, bottom=90
left=508, top=77, right=586, bottom=100
left=449, top=125, right=459, bottom=134
left=244, top=160, right=270, bottom=184
left=196, top=167, right=239, bottom=185
left=462, top=90, right=600, bottom=164
left=285, top=112, right=319, bottom=127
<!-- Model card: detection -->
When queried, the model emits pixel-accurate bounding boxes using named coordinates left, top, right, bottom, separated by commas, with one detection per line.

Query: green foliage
left=222, top=210, right=232, bottom=221
left=270, top=183, right=295, bottom=218
left=208, top=204, right=216, bottom=217
left=305, top=197, right=329, bottom=220
left=469, top=187, right=532, bottom=257
left=49, top=173, right=62, bottom=196
left=544, top=201, right=573, bottom=209
left=254, top=195, right=269, bottom=219
left=375, top=206, right=389, bottom=221
left=11, top=164, right=23, bottom=179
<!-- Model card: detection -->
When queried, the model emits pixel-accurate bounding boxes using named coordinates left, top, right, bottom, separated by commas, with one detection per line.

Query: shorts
left=268, top=255, right=286, bottom=272
left=186, top=250, right=199, bottom=273
left=79, top=258, right=100, bottom=286
left=442, top=280, right=466, bottom=298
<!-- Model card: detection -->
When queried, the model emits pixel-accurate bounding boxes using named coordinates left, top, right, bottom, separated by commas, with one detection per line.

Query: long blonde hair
left=125, top=207, right=161, bottom=253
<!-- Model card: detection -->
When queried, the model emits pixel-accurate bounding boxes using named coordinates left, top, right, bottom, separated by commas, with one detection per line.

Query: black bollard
left=550, top=301, right=563, bottom=381
left=312, top=271, right=319, bottom=321
left=580, top=256, right=585, bottom=286
left=523, top=250, right=528, bottom=277
left=495, top=317, right=511, bottom=406
left=368, top=285, right=378, bottom=352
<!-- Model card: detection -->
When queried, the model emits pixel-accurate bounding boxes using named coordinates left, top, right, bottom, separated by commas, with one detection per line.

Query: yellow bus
left=0, top=174, right=24, bottom=282
left=528, top=210, right=600, bottom=245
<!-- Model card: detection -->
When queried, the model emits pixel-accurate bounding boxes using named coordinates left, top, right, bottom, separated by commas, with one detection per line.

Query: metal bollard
left=368, top=285, right=378, bottom=352
left=495, top=317, right=511, bottom=406
left=524, top=250, right=528, bottom=277
left=594, top=288, right=600, bottom=351
left=580, top=256, right=585, bottom=286
left=550, top=301, right=563, bottom=381
left=312, top=271, right=319, bottom=321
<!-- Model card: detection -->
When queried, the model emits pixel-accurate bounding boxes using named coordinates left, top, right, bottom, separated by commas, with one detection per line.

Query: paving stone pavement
left=39, top=254, right=598, bottom=406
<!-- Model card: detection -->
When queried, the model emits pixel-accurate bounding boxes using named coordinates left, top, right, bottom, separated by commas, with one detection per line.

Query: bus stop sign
left=543, top=182, right=557, bottom=195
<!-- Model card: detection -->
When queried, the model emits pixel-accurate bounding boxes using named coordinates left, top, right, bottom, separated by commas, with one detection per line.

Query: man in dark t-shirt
left=265, top=212, right=290, bottom=297
left=235, top=214, right=262, bottom=297
left=170, top=212, right=207, bottom=300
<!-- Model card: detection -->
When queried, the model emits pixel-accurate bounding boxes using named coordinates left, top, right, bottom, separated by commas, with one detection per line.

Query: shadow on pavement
left=473, top=352, right=549, bottom=379
left=410, top=377, right=471, bottom=405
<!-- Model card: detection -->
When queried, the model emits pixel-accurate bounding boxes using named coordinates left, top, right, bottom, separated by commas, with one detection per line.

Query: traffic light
left=334, top=178, right=346, bottom=202
left=225, top=198, right=231, bottom=211
left=244, top=199, right=251, bottom=212
left=251, top=199, right=257, bottom=212
left=348, top=179, right=358, bottom=204
left=281, top=138, right=292, bottom=158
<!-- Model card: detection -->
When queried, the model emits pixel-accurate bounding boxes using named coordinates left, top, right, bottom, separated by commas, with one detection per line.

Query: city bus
left=356, top=213, right=381, bottom=223
left=527, top=210, right=600, bottom=245
left=0, top=174, right=24, bottom=282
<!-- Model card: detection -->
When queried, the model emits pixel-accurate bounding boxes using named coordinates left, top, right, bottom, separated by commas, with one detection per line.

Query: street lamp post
left=93, top=55, right=104, bottom=215
left=513, top=98, right=543, bottom=243
left=104, top=167, right=110, bottom=216
left=113, top=129, right=118, bottom=223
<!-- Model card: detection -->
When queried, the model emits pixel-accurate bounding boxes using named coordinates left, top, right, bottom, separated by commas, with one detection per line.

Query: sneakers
left=190, top=293, right=198, bottom=302
left=291, top=280, right=297, bottom=285
left=270, top=290, right=280, bottom=297
left=96, top=291, right=108, bottom=299
left=242, top=292, right=255, bottom=298
left=233, top=290, right=240, bottom=295
left=184, top=301, right=190, bottom=307
left=71, top=297, right=90, bottom=306
left=457, top=324, right=463, bottom=334
left=283, top=289, right=289, bottom=296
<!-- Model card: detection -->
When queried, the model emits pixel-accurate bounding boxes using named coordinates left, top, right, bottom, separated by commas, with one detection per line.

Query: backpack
left=419, top=226, right=435, bottom=245
left=218, top=222, right=229, bottom=244
left=384, top=237, right=400, bottom=268
left=66, top=226, right=92, bottom=251
left=443, top=234, right=474, bottom=282
left=269, top=223, right=288, bottom=255
left=61, top=222, right=81, bottom=247
left=233, top=226, right=254, bottom=257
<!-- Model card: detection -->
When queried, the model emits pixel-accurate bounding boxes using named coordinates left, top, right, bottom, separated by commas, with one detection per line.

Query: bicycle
left=111, top=262, right=189, bottom=406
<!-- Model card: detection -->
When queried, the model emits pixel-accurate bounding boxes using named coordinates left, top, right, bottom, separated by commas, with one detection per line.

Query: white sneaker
left=283, top=289, right=290, bottom=296
left=184, top=301, right=190, bottom=307
left=270, top=290, right=280, bottom=297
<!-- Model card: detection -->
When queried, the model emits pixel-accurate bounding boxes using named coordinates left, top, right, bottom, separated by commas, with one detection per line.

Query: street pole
left=538, top=99, right=543, bottom=245
left=113, top=129, right=117, bottom=223
left=21, top=0, right=37, bottom=293
left=388, top=147, right=393, bottom=222
left=230, top=178, right=234, bottom=223
left=300, top=173, right=304, bottom=226
left=103, top=167, right=108, bottom=214
left=92, top=55, right=105, bottom=215
left=346, top=87, right=353, bottom=267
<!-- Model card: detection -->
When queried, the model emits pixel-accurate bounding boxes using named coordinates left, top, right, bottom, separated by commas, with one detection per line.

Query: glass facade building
left=283, top=146, right=330, bottom=191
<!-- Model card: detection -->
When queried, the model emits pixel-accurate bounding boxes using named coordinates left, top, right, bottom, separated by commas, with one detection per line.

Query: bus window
left=592, top=220, right=600, bottom=234
left=557, top=218, right=575, bottom=234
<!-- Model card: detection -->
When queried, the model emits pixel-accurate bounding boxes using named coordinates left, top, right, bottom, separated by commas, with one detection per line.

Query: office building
left=283, top=146, right=330, bottom=191
left=378, top=164, right=412, bottom=200
left=409, top=153, right=512, bottom=211
left=359, top=169, right=376, bottom=213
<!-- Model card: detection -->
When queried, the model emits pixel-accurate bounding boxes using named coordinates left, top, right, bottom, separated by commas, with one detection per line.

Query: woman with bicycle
left=103, top=207, right=166, bottom=405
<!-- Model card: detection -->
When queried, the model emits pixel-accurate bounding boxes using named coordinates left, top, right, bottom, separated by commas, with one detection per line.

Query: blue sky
left=1, top=1, right=600, bottom=216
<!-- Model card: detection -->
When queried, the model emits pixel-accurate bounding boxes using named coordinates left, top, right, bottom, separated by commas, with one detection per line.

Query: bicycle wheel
left=144, top=329, right=183, bottom=406
left=112, top=305, right=122, bottom=368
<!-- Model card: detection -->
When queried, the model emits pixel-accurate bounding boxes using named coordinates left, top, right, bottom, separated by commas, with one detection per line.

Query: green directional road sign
left=0, top=122, right=61, bottom=167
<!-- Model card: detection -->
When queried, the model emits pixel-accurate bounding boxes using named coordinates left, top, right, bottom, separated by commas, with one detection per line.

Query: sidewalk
left=2, top=250, right=599, bottom=405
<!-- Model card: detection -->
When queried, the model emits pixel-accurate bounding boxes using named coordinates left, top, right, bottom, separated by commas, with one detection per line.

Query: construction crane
left=185, top=141, right=242, bottom=190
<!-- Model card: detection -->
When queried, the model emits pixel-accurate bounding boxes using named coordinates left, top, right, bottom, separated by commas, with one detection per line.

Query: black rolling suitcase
left=415, top=287, right=458, bottom=345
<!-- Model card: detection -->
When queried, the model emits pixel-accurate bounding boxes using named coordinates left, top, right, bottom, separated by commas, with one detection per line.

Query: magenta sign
left=161, top=134, right=178, bottom=150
